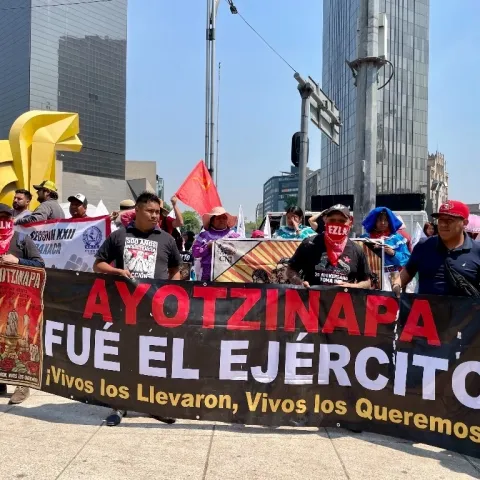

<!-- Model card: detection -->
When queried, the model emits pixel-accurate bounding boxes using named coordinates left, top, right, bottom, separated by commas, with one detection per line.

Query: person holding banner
left=361, top=207, right=411, bottom=279
left=93, top=192, right=180, bottom=426
left=392, top=201, right=480, bottom=297
left=15, top=180, right=64, bottom=225
left=0, top=203, right=44, bottom=404
left=12, top=189, right=32, bottom=221
left=192, top=206, right=240, bottom=281
left=286, top=205, right=371, bottom=289
left=68, top=193, right=88, bottom=219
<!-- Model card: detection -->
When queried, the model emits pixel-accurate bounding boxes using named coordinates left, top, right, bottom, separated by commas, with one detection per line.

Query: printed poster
left=0, top=265, right=46, bottom=388
left=212, top=239, right=384, bottom=289
left=212, top=239, right=300, bottom=284
left=15, top=216, right=110, bottom=272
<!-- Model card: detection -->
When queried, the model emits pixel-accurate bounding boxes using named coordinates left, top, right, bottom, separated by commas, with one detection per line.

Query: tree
left=284, top=196, right=298, bottom=209
left=182, top=210, right=202, bottom=233
left=245, top=221, right=258, bottom=236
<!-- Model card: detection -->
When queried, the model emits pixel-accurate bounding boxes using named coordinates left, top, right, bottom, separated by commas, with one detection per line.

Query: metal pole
left=353, top=0, right=379, bottom=234
left=298, top=83, right=313, bottom=214
left=204, top=0, right=212, bottom=169
left=215, top=61, right=221, bottom=186
left=208, top=3, right=217, bottom=180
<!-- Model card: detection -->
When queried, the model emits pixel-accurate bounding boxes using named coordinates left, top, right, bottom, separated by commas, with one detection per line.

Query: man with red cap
left=392, top=201, right=480, bottom=296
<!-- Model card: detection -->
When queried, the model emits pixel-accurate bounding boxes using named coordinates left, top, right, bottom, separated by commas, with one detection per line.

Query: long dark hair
left=285, top=206, right=304, bottom=218
left=423, top=222, right=435, bottom=237
left=171, top=228, right=183, bottom=251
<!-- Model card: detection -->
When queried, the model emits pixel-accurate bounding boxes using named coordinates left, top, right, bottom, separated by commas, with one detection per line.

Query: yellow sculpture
left=0, top=111, right=82, bottom=210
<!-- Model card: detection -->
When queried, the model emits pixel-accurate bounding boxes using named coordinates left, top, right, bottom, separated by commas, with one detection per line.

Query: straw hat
left=202, top=206, right=237, bottom=230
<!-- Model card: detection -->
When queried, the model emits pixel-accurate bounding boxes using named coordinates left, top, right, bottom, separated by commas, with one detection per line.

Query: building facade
left=320, top=0, right=429, bottom=197
left=263, top=167, right=300, bottom=213
left=255, top=203, right=264, bottom=222
left=467, top=204, right=480, bottom=216
left=306, top=169, right=321, bottom=210
left=426, top=151, right=448, bottom=215
left=0, top=0, right=127, bottom=211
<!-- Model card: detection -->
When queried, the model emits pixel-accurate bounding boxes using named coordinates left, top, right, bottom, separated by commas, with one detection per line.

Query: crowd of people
left=1, top=178, right=480, bottom=425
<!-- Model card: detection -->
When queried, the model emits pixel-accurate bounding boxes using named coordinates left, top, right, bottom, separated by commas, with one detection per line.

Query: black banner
left=4, top=268, right=480, bottom=458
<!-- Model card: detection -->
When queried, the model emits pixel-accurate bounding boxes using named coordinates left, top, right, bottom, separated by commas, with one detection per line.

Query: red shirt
left=160, top=216, right=174, bottom=234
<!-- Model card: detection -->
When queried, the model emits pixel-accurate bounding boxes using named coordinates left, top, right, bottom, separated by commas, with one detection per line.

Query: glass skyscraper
left=319, top=0, right=429, bottom=196
left=0, top=0, right=127, bottom=179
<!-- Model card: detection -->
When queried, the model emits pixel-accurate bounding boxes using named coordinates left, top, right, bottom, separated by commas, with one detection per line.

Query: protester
left=361, top=207, right=410, bottom=275
left=15, top=180, right=64, bottom=224
left=68, top=194, right=88, bottom=219
left=287, top=205, right=371, bottom=289
left=110, top=199, right=135, bottom=226
left=308, top=211, right=326, bottom=234
left=115, top=196, right=184, bottom=234
left=12, top=189, right=32, bottom=220
left=0, top=203, right=44, bottom=404
left=392, top=201, right=480, bottom=297
left=182, top=231, right=196, bottom=251
left=423, top=221, right=435, bottom=237
left=251, top=230, right=265, bottom=239
left=273, top=206, right=316, bottom=239
left=159, top=196, right=184, bottom=234
left=192, top=206, right=240, bottom=282
left=120, top=199, right=135, bottom=211
left=93, top=192, right=180, bottom=426
left=179, top=248, right=195, bottom=280
left=395, top=215, right=413, bottom=252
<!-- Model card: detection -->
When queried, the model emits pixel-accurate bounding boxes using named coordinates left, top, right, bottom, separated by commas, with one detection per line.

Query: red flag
left=176, top=160, right=222, bottom=215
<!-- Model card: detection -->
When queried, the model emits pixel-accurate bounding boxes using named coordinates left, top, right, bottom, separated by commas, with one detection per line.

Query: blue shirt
left=406, top=235, right=480, bottom=295
left=273, top=225, right=316, bottom=240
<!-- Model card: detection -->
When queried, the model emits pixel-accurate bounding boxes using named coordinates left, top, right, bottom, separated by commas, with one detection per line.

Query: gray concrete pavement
left=1, top=386, right=479, bottom=480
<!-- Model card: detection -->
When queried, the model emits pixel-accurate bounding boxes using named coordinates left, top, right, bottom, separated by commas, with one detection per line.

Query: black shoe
left=0, top=384, right=7, bottom=396
left=106, top=409, right=126, bottom=426
left=150, top=414, right=176, bottom=424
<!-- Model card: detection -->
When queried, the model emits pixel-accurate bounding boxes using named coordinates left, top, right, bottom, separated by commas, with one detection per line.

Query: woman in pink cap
left=192, top=206, right=240, bottom=281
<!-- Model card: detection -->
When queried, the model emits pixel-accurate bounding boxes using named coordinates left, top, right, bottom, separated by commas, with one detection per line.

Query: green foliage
left=182, top=210, right=202, bottom=234
left=284, top=196, right=298, bottom=209
left=245, top=221, right=258, bottom=236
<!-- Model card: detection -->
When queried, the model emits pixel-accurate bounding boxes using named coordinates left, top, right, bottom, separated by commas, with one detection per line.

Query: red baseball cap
left=432, top=200, right=469, bottom=219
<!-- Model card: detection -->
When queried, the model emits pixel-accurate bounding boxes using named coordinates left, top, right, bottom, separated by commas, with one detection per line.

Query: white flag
left=263, top=215, right=271, bottom=238
left=412, top=222, right=426, bottom=248
left=237, top=205, right=246, bottom=238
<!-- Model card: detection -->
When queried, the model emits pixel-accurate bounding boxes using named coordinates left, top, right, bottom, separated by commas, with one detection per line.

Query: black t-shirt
left=180, top=251, right=193, bottom=264
left=95, top=225, right=181, bottom=280
left=289, top=234, right=371, bottom=286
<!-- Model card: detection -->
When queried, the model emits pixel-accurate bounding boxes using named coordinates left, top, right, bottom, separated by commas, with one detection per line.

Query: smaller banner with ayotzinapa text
left=2, top=267, right=480, bottom=458
left=0, top=265, right=46, bottom=389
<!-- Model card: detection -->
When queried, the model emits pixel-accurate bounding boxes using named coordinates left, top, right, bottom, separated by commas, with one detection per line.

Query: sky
left=126, top=0, right=480, bottom=220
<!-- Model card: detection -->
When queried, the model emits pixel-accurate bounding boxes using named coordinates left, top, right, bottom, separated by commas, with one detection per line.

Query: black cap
left=0, top=203, right=14, bottom=216
left=322, top=204, right=351, bottom=219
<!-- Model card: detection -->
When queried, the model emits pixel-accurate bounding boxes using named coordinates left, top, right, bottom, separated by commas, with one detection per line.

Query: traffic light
left=291, top=132, right=309, bottom=167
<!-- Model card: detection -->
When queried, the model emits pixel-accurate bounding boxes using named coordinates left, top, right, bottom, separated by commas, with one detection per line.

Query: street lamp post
left=205, top=0, right=237, bottom=185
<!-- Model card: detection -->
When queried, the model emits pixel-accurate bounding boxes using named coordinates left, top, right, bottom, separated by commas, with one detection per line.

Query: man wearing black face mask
left=287, top=205, right=371, bottom=290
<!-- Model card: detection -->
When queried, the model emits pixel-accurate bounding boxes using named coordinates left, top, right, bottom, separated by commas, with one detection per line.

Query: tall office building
left=319, top=0, right=429, bottom=197
left=0, top=0, right=127, bottom=209
left=263, top=167, right=300, bottom=213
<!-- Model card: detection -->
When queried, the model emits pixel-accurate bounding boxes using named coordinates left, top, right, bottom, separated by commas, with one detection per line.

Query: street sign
left=294, top=72, right=341, bottom=146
